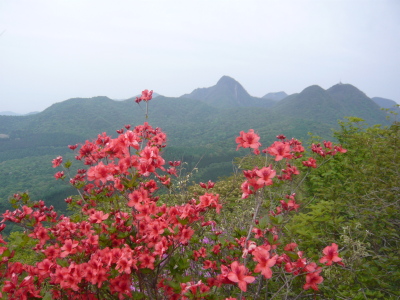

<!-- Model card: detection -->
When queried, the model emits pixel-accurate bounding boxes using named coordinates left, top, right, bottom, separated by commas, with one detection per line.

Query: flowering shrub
left=0, top=90, right=346, bottom=299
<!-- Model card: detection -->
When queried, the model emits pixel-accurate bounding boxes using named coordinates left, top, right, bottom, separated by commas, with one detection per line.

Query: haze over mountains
left=0, top=111, right=40, bottom=116
left=262, top=91, right=288, bottom=101
left=2, top=75, right=398, bottom=116
left=0, top=75, right=396, bottom=159
left=0, top=75, right=396, bottom=151
left=371, top=97, right=400, bottom=113
left=181, top=76, right=276, bottom=108
left=0, top=76, right=397, bottom=214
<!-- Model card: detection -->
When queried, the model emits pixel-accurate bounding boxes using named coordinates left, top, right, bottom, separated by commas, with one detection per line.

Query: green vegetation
left=272, top=84, right=390, bottom=126
left=159, top=118, right=400, bottom=299
left=2, top=111, right=398, bottom=298
left=286, top=118, right=400, bottom=298
left=0, top=96, right=334, bottom=211
left=0, top=78, right=394, bottom=238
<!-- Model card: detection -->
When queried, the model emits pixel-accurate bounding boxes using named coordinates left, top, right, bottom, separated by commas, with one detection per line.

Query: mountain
left=114, top=92, right=162, bottom=101
left=372, top=97, right=400, bottom=114
left=0, top=96, right=221, bottom=146
left=0, top=93, right=331, bottom=213
left=25, top=111, right=40, bottom=116
left=0, top=111, right=20, bottom=116
left=0, top=78, right=394, bottom=214
left=327, top=84, right=390, bottom=123
left=0, top=111, right=40, bottom=116
left=262, top=91, right=288, bottom=101
left=271, top=84, right=389, bottom=126
left=181, top=76, right=276, bottom=108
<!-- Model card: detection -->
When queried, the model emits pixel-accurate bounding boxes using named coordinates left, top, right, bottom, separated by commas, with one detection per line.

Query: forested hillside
left=0, top=77, right=394, bottom=214
left=271, top=83, right=390, bottom=126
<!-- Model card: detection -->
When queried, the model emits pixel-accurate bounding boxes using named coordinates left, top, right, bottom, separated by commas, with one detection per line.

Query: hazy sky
left=1, top=0, right=400, bottom=114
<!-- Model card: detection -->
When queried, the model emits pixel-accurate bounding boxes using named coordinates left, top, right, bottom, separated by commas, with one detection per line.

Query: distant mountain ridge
left=371, top=97, right=400, bottom=114
left=271, top=83, right=389, bottom=126
left=114, top=92, right=162, bottom=101
left=0, top=77, right=393, bottom=139
left=181, top=76, right=276, bottom=108
left=0, top=76, right=396, bottom=212
left=4, top=76, right=397, bottom=114
left=0, top=111, right=19, bottom=116
left=262, top=91, right=288, bottom=101
left=0, top=111, right=39, bottom=116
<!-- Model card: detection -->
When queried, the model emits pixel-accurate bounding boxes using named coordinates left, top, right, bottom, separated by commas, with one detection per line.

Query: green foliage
left=0, top=154, right=78, bottom=217
left=287, top=119, right=400, bottom=298
left=0, top=96, right=337, bottom=216
left=0, top=120, right=397, bottom=299
left=272, top=84, right=390, bottom=127
left=0, top=89, right=396, bottom=297
left=7, top=231, right=40, bottom=265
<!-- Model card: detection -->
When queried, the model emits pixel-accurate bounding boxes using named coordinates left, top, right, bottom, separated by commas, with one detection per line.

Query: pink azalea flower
left=89, top=210, right=109, bottom=224
left=320, top=243, right=343, bottom=266
left=52, top=156, right=63, bottom=168
left=256, top=165, right=276, bottom=186
left=227, top=261, right=255, bottom=292
left=87, top=161, right=115, bottom=186
left=236, top=129, right=261, bottom=151
left=252, top=246, right=278, bottom=279
left=135, top=89, right=153, bottom=103
left=302, top=157, right=317, bottom=168
left=303, top=270, right=323, bottom=291
left=265, top=141, right=293, bottom=161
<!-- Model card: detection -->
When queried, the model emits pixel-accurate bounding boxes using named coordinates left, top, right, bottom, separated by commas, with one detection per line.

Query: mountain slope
left=327, top=84, right=389, bottom=124
left=181, top=76, right=275, bottom=108
left=0, top=94, right=331, bottom=212
left=372, top=97, right=400, bottom=114
left=262, top=92, right=288, bottom=101
left=271, top=84, right=389, bottom=126
left=271, top=85, right=342, bottom=124
left=0, top=79, right=394, bottom=213
left=0, top=111, right=19, bottom=116
left=0, top=96, right=222, bottom=152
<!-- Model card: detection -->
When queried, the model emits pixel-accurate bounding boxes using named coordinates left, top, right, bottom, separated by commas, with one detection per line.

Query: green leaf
left=177, top=217, right=189, bottom=225
left=56, top=258, right=68, bottom=267
left=131, top=292, right=146, bottom=299
left=165, top=280, right=180, bottom=290
left=178, top=257, right=190, bottom=269
left=258, top=216, right=269, bottom=229
left=0, top=249, right=11, bottom=258
left=64, top=160, right=72, bottom=169
left=117, top=231, right=129, bottom=239
left=42, top=292, right=52, bottom=300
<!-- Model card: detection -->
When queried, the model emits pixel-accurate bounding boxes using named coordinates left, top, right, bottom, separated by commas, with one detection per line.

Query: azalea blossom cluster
left=135, top=89, right=153, bottom=103
left=0, top=122, right=225, bottom=299
left=176, top=225, right=344, bottom=299
left=236, top=130, right=346, bottom=199
left=0, top=104, right=346, bottom=298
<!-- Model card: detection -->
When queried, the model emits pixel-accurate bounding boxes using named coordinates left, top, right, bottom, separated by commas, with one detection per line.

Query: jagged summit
left=180, top=76, right=275, bottom=108
left=216, top=75, right=240, bottom=86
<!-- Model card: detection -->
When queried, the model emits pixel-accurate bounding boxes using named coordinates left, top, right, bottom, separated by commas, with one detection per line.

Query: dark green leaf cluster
left=287, top=119, right=400, bottom=299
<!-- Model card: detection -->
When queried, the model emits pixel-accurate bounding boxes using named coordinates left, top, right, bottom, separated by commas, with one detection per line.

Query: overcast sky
left=1, top=0, right=399, bottom=114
